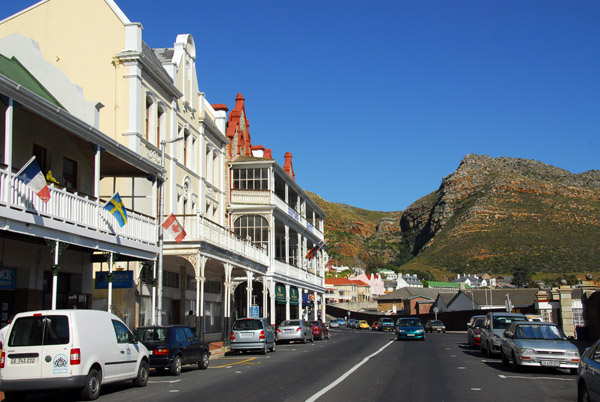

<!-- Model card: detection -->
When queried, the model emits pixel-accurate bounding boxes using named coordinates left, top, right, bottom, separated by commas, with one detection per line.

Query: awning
left=275, top=283, right=286, bottom=305
left=290, top=287, right=299, bottom=306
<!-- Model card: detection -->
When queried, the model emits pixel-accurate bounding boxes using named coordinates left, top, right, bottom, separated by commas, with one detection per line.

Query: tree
left=512, top=266, right=533, bottom=288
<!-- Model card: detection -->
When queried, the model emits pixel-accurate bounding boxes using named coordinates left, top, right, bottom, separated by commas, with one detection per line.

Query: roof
left=437, top=292, right=458, bottom=307
left=152, top=48, right=174, bottom=64
left=0, top=54, right=62, bottom=108
left=326, top=278, right=355, bottom=286
left=377, top=287, right=458, bottom=301
left=462, top=289, right=539, bottom=307
left=427, top=281, right=470, bottom=289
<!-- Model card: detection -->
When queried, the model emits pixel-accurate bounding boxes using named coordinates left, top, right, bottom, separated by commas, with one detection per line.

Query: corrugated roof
left=0, top=54, right=63, bottom=108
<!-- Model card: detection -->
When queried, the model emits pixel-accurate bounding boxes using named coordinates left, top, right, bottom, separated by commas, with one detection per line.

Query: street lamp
left=156, top=136, right=184, bottom=325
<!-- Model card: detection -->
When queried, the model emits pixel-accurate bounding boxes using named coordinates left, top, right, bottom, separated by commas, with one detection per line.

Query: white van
left=0, top=309, right=149, bottom=401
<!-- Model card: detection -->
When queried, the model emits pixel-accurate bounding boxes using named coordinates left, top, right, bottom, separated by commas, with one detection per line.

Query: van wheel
left=133, top=360, right=149, bottom=387
left=4, top=391, right=27, bottom=402
left=80, top=368, right=101, bottom=400
left=170, top=355, right=182, bottom=376
left=198, top=351, right=209, bottom=370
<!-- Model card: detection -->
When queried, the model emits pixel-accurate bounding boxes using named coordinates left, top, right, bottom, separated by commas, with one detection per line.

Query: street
left=13, top=327, right=578, bottom=402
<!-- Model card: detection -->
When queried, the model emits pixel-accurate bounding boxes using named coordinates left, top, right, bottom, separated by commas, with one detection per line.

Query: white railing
left=271, top=194, right=324, bottom=241
left=230, top=190, right=271, bottom=205
left=179, top=215, right=269, bottom=266
left=272, top=259, right=323, bottom=288
left=0, top=168, right=157, bottom=245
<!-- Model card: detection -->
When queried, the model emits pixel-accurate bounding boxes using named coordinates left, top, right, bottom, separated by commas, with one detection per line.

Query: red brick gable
left=226, top=93, right=252, bottom=158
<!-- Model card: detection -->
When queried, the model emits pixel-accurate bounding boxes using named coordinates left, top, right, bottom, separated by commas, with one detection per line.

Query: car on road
left=377, top=317, right=395, bottom=332
left=480, top=312, right=527, bottom=357
left=578, top=337, right=600, bottom=402
left=424, top=320, right=446, bottom=333
left=395, top=318, right=425, bottom=341
left=467, top=314, right=486, bottom=329
left=467, top=316, right=485, bottom=349
left=371, top=321, right=379, bottom=331
left=328, top=319, right=339, bottom=328
left=358, top=320, right=370, bottom=330
left=230, top=318, right=276, bottom=354
left=0, top=309, right=149, bottom=401
left=309, top=320, right=330, bottom=340
left=134, top=325, right=209, bottom=376
left=500, top=321, right=579, bottom=374
left=348, top=318, right=358, bottom=329
left=276, top=320, right=313, bottom=344
left=337, top=317, right=346, bottom=326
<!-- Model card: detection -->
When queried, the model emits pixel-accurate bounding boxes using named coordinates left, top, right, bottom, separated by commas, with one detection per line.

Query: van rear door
left=2, top=315, right=45, bottom=381
left=38, top=315, right=72, bottom=380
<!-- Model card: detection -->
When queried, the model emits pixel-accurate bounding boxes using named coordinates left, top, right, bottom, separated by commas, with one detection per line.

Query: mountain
left=310, top=154, right=600, bottom=282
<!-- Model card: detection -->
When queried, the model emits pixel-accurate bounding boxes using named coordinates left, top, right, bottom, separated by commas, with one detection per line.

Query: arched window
left=233, top=215, right=269, bottom=253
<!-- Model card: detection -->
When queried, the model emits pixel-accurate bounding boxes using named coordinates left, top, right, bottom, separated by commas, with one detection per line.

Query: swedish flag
left=104, top=192, right=128, bottom=227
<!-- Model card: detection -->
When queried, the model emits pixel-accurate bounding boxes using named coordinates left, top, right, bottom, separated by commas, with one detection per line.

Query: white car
left=0, top=309, right=149, bottom=401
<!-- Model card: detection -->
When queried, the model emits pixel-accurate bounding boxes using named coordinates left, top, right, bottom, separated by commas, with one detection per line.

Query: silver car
left=500, top=321, right=579, bottom=374
left=480, top=312, right=528, bottom=357
left=230, top=318, right=276, bottom=355
left=276, top=320, right=313, bottom=343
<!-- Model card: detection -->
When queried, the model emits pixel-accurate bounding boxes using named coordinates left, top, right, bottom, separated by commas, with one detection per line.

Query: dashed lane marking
left=498, top=374, right=574, bottom=381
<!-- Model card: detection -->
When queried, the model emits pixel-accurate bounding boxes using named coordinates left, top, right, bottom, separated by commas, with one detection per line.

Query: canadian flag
left=162, top=213, right=186, bottom=243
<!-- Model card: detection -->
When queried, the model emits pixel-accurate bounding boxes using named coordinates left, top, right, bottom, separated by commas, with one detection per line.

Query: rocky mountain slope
left=309, top=154, right=600, bottom=281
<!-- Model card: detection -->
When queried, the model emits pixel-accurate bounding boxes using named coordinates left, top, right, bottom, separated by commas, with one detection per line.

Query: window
left=63, top=157, right=77, bottom=190
left=8, top=315, right=69, bottom=347
left=111, top=320, right=133, bottom=344
left=32, top=144, right=47, bottom=173
left=204, top=280, right=221, bottom=294
left=164, top=271, right=180, bottom=289
left=232, top=168, right=268, bottom=190
left=233, top=215, right=269, bottom=252
left=573, top=308, right=584, bottom=326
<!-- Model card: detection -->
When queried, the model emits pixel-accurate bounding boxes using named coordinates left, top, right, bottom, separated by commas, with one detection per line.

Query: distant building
left=376, top=287, right=458, bottom=315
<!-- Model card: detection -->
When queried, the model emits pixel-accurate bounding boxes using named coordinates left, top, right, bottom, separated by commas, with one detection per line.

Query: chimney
left=212, top=103, right=229, bottom=135
left=264, top=148, right=272, bottom=159
left=283, top=152, right=295, bottom=180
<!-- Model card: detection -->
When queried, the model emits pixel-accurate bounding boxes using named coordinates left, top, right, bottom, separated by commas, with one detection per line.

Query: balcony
left=0, top=167, right=158, bottom=257
left=272, top=259, right=324, bottom=290
left=272, top=194, right=324, bottom=241
left=178, top=214, right=269, bottom=266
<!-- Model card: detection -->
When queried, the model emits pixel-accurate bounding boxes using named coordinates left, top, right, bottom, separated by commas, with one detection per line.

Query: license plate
left=11, top=358, right=36, bottom=364
left=407, top=334, right=415, bottom=337
left=240, top=332, right=252, bottom=338
left=540, top=360, right=559, bottom=367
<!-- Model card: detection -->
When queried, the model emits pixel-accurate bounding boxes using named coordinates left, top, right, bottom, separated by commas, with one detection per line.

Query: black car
left=135, top=325, right=210, bottom=376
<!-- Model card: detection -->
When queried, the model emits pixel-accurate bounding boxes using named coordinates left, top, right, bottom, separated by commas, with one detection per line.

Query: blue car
left=337, top=317, right=347, bottom=326
left=396, top=318, right=425, bottom=341
left=578, top=338, right=600, bottom=401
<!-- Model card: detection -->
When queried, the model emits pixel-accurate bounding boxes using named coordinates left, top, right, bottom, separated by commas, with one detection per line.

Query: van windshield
left=9, top=315, right=69, bottom=347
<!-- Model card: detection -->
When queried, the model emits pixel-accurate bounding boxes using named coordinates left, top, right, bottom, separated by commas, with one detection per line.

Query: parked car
left=578, top=337, right=600, bottom=402
left=377, top=317, right=395, bottom=332
left=328, top=319, right=339, bottom=328
left=347, top=318, right=358, bottom=329
left=0, top=309, right=149, bottom=401
left=230, top=318, right=276, bottom=354
left=500, top=321, right=579, bottom=374
left=480, top=312, right=527, bottom=357
left=371, top=321, right=379, bottom=331
left=467, top=316, right=485, bottom=349
left=467, top=314, right=486, bottom=329
left=358, top=320, right=370, bottom=330
left=134, top=325, right=209, bottom=376
left=276, top=320, right=313, bottom=344
left=424, top=320, right=446, bottom=333
left=337, top=317, right=346, bottom=326
left=395, top=318, right=425, bottom=341
left=309, top=320, right=330, bottom=340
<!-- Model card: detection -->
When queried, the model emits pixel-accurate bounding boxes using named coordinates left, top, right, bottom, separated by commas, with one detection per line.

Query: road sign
left=250, top=305, right=259, bottom=318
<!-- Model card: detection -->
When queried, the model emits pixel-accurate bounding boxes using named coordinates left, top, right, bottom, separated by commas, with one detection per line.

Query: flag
left=15, top=156, right=50, bottom=203
left=104, top=192, right=128, bottom=227
left=162, top=213, right=186, bottom=243
left=306, top=241, right=326, bottom=260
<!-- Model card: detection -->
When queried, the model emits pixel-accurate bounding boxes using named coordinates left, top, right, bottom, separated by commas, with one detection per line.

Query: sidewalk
left=208, top=341, right=229, bottom=358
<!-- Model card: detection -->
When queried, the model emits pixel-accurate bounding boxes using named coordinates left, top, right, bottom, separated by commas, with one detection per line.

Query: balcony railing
left=272, top=259, right=324, bottom=289
left=0, top=168, right=157, bottom=246
left=178, top=215, right=269, bottom=266
left=271, top=194, right=324, bottom=241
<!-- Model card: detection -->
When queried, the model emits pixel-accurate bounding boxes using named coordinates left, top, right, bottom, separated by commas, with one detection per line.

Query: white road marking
left=471, top=388, right=481, bottom=391
left=498, top=374, right=574, bottom=381
left=169, top=390, right=179, bottom=393
left=149, top=379, right=181, bottom=384
left=457, top=367, right=466, bottom=370
left=305, top=340, right=396, bottom=402
left=235, top=371, right=242, bottom=373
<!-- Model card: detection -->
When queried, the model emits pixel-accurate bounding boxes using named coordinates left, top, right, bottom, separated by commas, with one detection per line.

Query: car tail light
left=276, top=329, right=281, bottom=333
left=259, top=330, right=265, bottom=340
left=520, top=356, right=531, bottom=360
left=571, top=359, right=580, bottom=362
left=70, top=348, right=81, bottom=365
left=296, top=327, right=301, bottom=332
left=475, top=334, right=480, bottom=339
left=231, top=332, right=235, bottom=340
left=1, top=352, right=5, bottom=368
left=154, top=349, right=169, bottom=355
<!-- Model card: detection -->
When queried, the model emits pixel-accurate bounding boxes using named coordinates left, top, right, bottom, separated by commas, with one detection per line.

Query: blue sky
left=2, top=1, right=599, bottom=211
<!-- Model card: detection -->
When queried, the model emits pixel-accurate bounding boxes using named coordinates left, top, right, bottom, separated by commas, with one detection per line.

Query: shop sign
left=0, top=267, right=15, bottom=290
left=95, top=271, right=134, bottom=289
